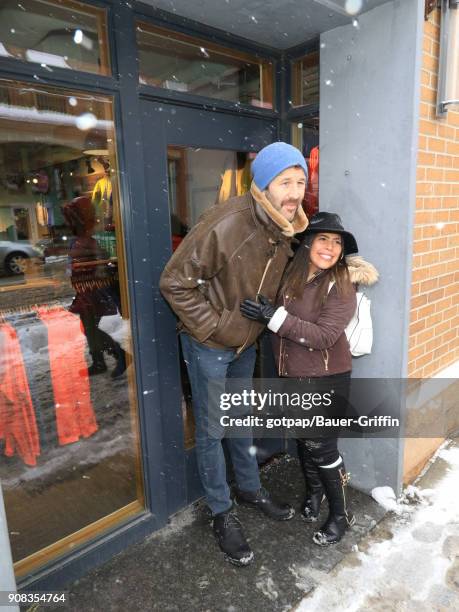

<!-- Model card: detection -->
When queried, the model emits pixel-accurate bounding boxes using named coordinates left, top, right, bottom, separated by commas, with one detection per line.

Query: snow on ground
left=296, top=442, right=459, bottom=611
left=145, top=505, right=197, bottom=542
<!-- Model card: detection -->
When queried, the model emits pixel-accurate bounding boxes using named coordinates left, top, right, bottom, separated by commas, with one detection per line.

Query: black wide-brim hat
left=304, top=212, right=358, bottom=255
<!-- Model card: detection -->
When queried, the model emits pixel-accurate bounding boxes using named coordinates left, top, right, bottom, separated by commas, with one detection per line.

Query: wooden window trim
left=137, top=21, right=272, bottom=67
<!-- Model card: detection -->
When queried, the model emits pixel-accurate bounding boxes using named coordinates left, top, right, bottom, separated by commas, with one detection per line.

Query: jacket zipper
left=237, top=242, right=278, bottom=355
left=279, top=272, right=331, bottom=374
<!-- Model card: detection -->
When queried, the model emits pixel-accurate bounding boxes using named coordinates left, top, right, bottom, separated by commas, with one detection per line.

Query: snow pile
left=297, top=443, right=459, bottom=611
left=370, top=486, right=401, bottom=514
left=370, top=484, right=434, bottom=514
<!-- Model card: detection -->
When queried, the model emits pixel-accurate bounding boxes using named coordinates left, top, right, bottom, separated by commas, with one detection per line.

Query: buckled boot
left=297, top=439, right=325, bottom=522
left=212, top=509, right=254, bottom=567
left=235, top=486, right=295, bottom=521
left=313, top=462, right=355, bottom=546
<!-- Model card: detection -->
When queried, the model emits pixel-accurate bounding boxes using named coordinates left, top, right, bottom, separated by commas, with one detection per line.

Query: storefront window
left=0, top=0, right=110, bottom=76
left=137, top=23, right=274, bottom=109
left=167, top=147, right=253, bottom=448
left=291, top=117, right=319, bottom=217
left=0, top=81, right=143, bottom=577
left=291, top=51, right=319, bottom=108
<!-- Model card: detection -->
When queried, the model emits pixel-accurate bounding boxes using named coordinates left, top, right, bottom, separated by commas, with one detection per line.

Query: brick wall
left=408, top=8, right=459, bottom=379
left=404, top=8, right=459, bottom=483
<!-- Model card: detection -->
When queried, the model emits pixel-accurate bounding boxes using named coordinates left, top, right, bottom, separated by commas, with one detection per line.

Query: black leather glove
left=240, top=294, right=277, bottom=324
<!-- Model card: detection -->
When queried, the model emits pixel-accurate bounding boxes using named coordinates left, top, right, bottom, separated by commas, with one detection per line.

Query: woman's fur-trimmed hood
left=250, top=181, right=308, bottom=237
left=346, top=255, right=379, bottom=286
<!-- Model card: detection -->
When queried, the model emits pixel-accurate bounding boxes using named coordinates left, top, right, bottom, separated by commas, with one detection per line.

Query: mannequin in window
left=304, top=145, right=319, bottom=218
left=91, top=158, right=113, bottom=230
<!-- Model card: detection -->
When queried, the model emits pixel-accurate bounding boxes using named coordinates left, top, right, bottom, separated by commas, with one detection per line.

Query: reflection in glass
left=137, top=23, right=273, bottom=109
left=291, top=117, right=320, bottom=218
left=291, top=52, right=319, bottom=108
left=0, top=81, right=143, bottom=577
left=0, top=0, right=110, bottom=75
left=166, top=147, right=253, bottom=447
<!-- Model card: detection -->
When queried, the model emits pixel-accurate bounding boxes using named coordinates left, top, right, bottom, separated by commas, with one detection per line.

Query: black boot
left=212, top=509, right=254, bottom=566
left=297, top=440, right=324, bottom=522
left=111, top=344, right=127, bottom=379
left=313, top=462, right=355, bottom=546
left=87, top=352, right=107, bottom=376
left=235, top=486, right=295, bottom=521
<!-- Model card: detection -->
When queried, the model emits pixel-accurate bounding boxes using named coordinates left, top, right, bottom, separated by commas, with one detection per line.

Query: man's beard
left=265, top=192, right=300, bottom=216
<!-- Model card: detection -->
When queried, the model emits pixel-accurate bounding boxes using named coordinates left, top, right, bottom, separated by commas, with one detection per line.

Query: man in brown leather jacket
left=160, top=142, right=308, bottom=566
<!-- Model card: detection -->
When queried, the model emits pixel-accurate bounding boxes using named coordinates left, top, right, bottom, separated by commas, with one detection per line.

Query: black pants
left=296, top=371, right=351, bottom=467
left=80, top=313, right=120, bottom=360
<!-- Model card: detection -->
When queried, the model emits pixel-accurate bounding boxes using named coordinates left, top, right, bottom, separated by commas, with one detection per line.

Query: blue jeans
left=180, top=333, right=261, bottom=515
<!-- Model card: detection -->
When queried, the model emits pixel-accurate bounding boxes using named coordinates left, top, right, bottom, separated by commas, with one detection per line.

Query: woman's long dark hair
left=278, top=234, right=353, bottom=305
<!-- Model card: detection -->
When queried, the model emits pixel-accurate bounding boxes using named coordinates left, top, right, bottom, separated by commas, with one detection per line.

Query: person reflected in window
left=62, top=196, right=126, bottom=378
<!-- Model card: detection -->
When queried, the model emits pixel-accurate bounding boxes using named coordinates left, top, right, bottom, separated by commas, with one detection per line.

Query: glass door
left=166, top=145, right=253, bottom=449
left=140, top=99, right=278, bottom=508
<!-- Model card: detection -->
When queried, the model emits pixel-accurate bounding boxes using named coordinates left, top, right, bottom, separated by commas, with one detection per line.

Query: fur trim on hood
left=346, top=255, right=379, bottom=286
left=250, top=181, right=308, bottom=237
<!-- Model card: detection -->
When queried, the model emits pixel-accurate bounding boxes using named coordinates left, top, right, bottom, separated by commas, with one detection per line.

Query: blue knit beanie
left=251, top=142, right=308, bottom=191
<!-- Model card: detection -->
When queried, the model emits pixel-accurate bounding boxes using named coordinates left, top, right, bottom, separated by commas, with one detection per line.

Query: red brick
left=417, top=183, right=434, bottom=196
left=443, top=307, right=458, bottom=323
left=427, top=288, right=445, bottom=302
left=425, top=312, right=444, bottom=328
left=431, top=237, right=448, bottom=249
left=420, top=278, right=439, bottom=293
left=422, top=54, right=438, bottom=72
left=410, top=320, right=426, bottom=335
left=435, top=183, right=451, bottom=196
left=426, top=167, right=444, bottom=181
left=436, top=154, right=453, bottom=168
left=423, top=198, right=442, bottom=210
left=414, top=239, right=431, bottom=253
left=411, top=294, right=428, bottom=309
left=437, top=272, right=456, bottom=286
left=446, top=141, right=459, bottom=154
left=416, top=352, right=437, bottom=370
left=428, top=138, right=446, bottom=153
left=417, top=304, right=436, bottom=319
left=435, top=296, right=452, bottom=312
left=415, top=211, right=435, bottom=224
left=421, top=251, right=440, bottom=266
left=415, top=328, right=435, bottom=345
left=420, top=118, right=437, bottom=135
left=438, top=248, right=456, bottom=262
left=418, top=151, right=437, bottom=166
left=445, top=170, right=459, bottom=182
left=438, top=124, right=456, bottom=139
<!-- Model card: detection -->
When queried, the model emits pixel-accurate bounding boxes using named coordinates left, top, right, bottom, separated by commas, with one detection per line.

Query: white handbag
left=328, top=283, right=373, bottom=357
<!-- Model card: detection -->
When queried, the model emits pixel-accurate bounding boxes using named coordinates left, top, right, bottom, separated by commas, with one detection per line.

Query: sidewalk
left=53, top=439, right=459, bottom=611
left=296, top=438, right=459, bottom=611
left=58, top=453, right=386, bottom=612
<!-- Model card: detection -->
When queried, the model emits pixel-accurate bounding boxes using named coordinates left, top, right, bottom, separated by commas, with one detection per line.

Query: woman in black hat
left=240, top=211, right=378, bottom=546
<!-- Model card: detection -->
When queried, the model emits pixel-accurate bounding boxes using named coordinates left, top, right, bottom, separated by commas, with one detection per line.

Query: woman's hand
left=240, top=294, right=277, bottom=324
